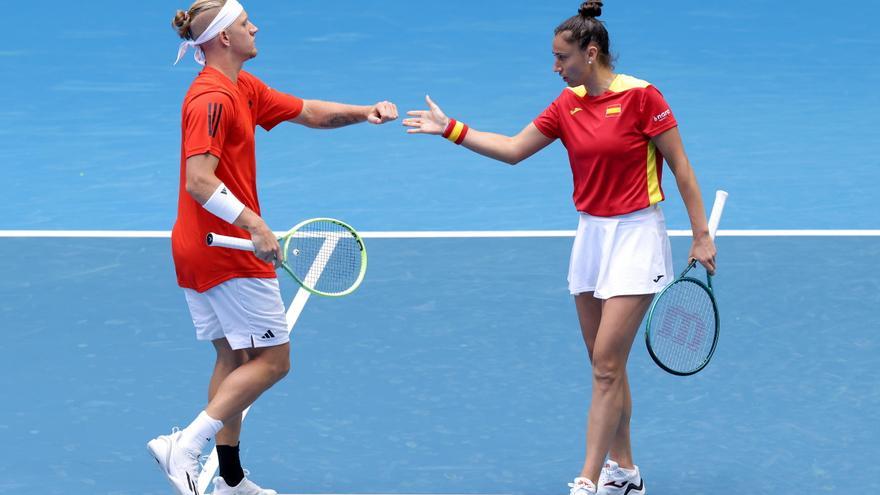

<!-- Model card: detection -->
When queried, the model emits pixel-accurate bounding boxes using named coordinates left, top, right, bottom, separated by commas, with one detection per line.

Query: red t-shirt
left=172, top=66, right=304, bottom=292
left=533, top=74, right=678, bottom=217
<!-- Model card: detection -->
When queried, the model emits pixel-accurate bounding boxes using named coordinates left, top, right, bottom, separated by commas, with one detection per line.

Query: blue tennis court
left=2, top=1, right=878, bottom=494
left=1, top=236, right=878, bottom=494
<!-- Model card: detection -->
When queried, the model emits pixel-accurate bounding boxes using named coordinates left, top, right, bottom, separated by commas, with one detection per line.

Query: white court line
left=0, top=230, right=172, bottom=238
left=1, top=229, right=879, bottom=238
left=302, top=236, right=341, bottom=288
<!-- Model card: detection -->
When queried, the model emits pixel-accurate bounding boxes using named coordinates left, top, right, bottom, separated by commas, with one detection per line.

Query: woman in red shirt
left=404, top=2, right=716, bottom=494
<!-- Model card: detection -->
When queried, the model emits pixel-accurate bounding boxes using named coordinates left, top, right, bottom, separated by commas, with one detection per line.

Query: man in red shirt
left=148, top=2, right=398, bottom=494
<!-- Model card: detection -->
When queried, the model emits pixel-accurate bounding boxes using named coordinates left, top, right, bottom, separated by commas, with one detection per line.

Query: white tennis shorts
left=183, top=277, right=290, bottom=350
left=568, top=205, right=674, bottom=299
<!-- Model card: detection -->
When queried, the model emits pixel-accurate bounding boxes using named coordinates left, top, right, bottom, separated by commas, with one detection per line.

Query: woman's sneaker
left=597, top=460, right=646, bottom=495
left=568, top=477, right=597, bottom=495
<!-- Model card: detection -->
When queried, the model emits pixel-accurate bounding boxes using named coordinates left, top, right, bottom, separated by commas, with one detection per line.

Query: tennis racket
left=206, top=217, right=367, bottom=297
left=645, top=190, right=728, bottom=376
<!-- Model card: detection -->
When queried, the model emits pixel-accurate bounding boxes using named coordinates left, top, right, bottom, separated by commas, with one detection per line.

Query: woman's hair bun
left=579, top=1, right=603, bottom=18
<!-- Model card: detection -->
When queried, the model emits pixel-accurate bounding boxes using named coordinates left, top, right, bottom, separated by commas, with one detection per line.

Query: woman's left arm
left=652, top=127, right=717, bottom=274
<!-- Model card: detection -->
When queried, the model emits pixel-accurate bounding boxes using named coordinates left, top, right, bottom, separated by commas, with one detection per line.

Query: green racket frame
left=644, top=260, right=720, bottom=376
left=278, top=217, right=367, bottom=297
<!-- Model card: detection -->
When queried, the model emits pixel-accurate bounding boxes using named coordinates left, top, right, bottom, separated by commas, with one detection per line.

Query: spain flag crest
left=605, top=104, right=622, bottom=117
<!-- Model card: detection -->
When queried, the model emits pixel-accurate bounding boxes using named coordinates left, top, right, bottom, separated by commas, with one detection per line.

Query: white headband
left=174, top=0, right=245, bottom=66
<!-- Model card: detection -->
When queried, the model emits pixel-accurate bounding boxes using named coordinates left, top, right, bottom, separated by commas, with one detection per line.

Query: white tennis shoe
left=597, top=460, right=646, bottom=495
left=568, top=477, right=598, bottom=495
left=213, top=472, right=278, bottom=495
left=147, top=428, right=203, bottom=495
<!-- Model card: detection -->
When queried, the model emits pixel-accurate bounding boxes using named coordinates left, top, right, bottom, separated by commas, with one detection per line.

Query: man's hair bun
left=172, top=9, right=193, bottom=39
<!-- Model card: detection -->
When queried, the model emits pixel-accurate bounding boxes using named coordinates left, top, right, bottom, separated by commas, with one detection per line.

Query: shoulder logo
left=207, top=102, right=224, bottom=138
left=570, top=107, right=583, bottom=116
left=605, top=104, right=622, bottom=117
left=653, top=109, right=671, bottom=122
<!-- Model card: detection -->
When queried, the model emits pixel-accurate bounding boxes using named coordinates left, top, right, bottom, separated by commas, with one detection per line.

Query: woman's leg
left=574, top=295, right=636, bottom=470
left=578, top=294, right=653, bottom=483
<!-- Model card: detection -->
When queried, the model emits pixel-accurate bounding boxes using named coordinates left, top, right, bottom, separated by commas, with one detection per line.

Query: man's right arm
left=185, top=153, right=281, bottom=265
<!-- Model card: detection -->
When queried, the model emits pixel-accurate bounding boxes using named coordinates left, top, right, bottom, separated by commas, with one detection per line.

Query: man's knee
left=271, top=353, right=291, bottom=381
left=252, top=344, right=291, bottom=382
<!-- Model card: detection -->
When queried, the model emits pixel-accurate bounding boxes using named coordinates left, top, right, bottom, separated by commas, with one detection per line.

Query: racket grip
left=707, top=190, right=728, bottom=240
left=206, top=233, right=256, bottom=251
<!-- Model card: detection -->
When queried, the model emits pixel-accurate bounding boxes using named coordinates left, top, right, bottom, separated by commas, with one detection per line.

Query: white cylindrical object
left=707, top=190, right=728, bottom=239
left=206, top=233, right=255, bottom=251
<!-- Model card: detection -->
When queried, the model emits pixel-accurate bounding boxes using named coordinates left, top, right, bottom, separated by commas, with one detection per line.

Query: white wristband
left=203, top=183, right=246, bottom=224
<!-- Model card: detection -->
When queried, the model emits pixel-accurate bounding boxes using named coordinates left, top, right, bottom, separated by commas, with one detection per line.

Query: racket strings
left=649, top=279, right=717, bottom=372
left=285, top=221, right=363, bottom=294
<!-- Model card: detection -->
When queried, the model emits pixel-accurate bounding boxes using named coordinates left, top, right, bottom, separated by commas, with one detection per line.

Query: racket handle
left=206, top=233, right=256, bottom=251
left=707, top=190, right=728, bottom=240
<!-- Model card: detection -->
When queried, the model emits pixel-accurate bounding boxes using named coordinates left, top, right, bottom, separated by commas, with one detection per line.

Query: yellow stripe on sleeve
left=646, top=141, right=663, bottom=204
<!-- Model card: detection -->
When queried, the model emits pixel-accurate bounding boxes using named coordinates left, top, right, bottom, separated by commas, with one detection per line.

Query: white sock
left=608, top=459, right=637, bottom=477
left=180, top=411, right=223, bottom=453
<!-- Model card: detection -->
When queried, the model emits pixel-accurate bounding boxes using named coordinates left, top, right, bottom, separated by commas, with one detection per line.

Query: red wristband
left=442, top=119, right=457, bottom=139
left=454, top=124, right=469, bottom=145
left=443, top=119, right=469, bottom=145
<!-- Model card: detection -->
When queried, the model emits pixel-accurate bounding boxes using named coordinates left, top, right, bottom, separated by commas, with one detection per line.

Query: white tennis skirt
left=568, top=205, right=674, bottom=299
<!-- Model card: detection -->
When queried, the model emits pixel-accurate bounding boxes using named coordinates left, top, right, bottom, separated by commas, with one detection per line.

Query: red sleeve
left=244, top=73, right=304, bottom=131
left=639, top=86, right=678, bottom=137
left=184, top=91, right=236, bottom=159
left=533, top=96, right=562, bottom=139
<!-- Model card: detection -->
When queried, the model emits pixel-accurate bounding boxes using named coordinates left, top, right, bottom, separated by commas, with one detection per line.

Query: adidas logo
left=207, top=102, right=223, bottom=138
left=260, top=329, right=277, bottom=340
